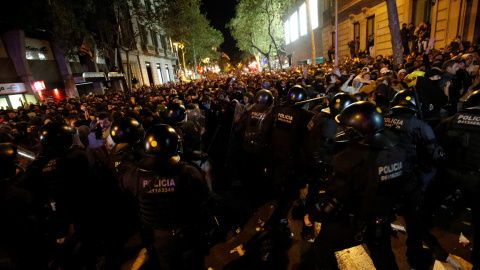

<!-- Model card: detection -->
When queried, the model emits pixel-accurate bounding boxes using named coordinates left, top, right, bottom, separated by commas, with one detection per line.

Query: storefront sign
left=0, top=83, right=27, bottom=95
left=32, top=81, right=46, bottom=91
left=25, top=38, right=54, bottom=61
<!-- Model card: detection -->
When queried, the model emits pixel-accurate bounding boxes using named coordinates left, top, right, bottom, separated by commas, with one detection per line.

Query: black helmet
left=287, top=85, right=307, bottom=104
left=0, top=143, right=16, bottom=180
left=326, top=93, right=357, bottom=116
left=39, top=122, right=73, bottom=156
left=275, top=80, right=286, bottom=94
left=110, top=117, right=144, bottom=154
left=166, top=103, right=186, bottom=125
left=139, top=124, right=180, bottom=171
left=390, top=90, right=418, bottom=112
left=255, top=90, right=274, bottom=106
left=335, top=101, right=398, bottom=148
left=462, top=90, right=480, bottom=111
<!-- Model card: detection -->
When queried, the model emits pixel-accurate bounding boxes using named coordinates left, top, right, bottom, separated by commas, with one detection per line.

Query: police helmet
left=139, top=124, right=180, bottom=171
left=255, top=90, right=274, bottom=106
left=325, top=93, right=357, bottom=116
left=287, top=85, right=307, bottom=104
left=335, top=101, right=398, bottom=148
left=166, top=103, right=186, bottom=125
left=110, top=117, right=144, bottom=154
left=39, top=122, right=74, bottom=156
left=390, top=90, right=418, bottom=112
left=462, top=90, right=480, bottom=111
left=0, top=143, right=17, bottom=180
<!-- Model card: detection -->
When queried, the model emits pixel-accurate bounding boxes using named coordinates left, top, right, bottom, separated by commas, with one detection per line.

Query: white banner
left=0, top=83, right=27, bottom=95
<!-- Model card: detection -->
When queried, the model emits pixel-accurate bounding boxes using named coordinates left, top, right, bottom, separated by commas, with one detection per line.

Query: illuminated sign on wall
left=0, top=83, right=27, bottom=95
left=32, top=81, right=46, bottom=91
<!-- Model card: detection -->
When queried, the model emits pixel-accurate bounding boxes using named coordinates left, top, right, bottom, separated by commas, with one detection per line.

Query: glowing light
left=406, top=96, right=411, bottom=101
left=54, top=89, right=59, bottom=94
left=285, top=20, right=290, bottom=45
left=300, top=3, right=307, bottom=36
left=309, top=0, right=318, bottom=29
left=290, top=11, right=299, bottom=42
left=32, top=81, right=46, bottom=91
left=151, top=141, right=157, bottom=147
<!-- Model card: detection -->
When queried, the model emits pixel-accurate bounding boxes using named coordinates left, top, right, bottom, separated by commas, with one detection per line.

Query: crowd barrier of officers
left=0, top=64, right=479, bottom=269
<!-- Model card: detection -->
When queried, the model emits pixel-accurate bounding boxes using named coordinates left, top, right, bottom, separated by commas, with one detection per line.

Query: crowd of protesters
left=0, top=32, right=479, bottom=269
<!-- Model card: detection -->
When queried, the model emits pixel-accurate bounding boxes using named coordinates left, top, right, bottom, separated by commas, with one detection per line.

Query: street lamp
left=173, top=42, right=187, bottom=80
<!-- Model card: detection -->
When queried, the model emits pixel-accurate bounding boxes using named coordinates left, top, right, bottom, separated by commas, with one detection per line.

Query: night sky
left=200, top=0, right=239, bottom=59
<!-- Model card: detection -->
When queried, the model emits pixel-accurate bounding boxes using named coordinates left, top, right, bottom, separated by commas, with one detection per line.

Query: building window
left=367, top=16, right=375, bottom=37
left=367, top=16, right=375, bottom=49
left=165, top=64, right=171, bottom=82
left=309, top=0, right=318, bottom=29
left=354, top=22, right=360, bottom=40
left=285, top=20, right=290, bottom=45
left=300, top=3, right=307, bottom=36
left=412, top=0, right=434, bottom=26
left=290, top=11, right=299, bottom=42
left=156, top=63, right=164, bottom=84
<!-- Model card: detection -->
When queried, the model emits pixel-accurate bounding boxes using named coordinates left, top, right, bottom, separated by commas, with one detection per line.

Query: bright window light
left=309, top=0, right=318, bottom=29
left=300, top=3, right=307, bottom=36
left=285, top=20, right=290, bottom=45
left=290, top=11, right=299, bottom=42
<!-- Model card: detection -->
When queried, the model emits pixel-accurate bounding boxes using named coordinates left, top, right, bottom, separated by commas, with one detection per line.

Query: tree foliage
left=158, top=0, right=224, bottom=66
left=228, top=0, right=290, bottom=69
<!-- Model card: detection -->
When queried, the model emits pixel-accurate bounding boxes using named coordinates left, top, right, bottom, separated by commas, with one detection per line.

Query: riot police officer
left=21, top=122, right=100, bottom=269
left=108, top=117, right=145, bottom=178
left=296, top=93, right=357, bottom=220
left=106, top=117, right=146, bottom=269
left=235, top=89, right=275, bottom=207
left=266, top=85, right=314, bottom=230
left=434, top=90, right=480, bottom=268
left=119, top=124, right=210, bottom=269
left=0, top=143, right=41, bottom=269
left=304, top=102, right=406, bottom=270
left=385, top=90, right=444, bottom=188
left=385, top=90, right=445, bottom=268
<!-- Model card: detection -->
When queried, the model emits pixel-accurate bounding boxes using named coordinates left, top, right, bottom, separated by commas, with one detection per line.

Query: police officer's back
left=0, top=143, right=42, bottom=269
left=384, top=90, right=443, bottom=188
left=108, top=117, right=144, bottom=178
left=268, top=85, right=314, bottom=162
left=21, top=122, right=100, bottom=269
left=434, top=90, right=480, bottom=268
left=119, top=124, right=210, bottom=269
left=305, top=102, right=406, bottom=270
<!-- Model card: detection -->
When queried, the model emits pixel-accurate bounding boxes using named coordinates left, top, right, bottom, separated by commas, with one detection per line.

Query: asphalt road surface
left=122, top=194, right=474, bottom=270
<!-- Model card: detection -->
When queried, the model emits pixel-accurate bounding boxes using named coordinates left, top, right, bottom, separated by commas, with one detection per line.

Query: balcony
left=142, top=44, right=156, bottom=55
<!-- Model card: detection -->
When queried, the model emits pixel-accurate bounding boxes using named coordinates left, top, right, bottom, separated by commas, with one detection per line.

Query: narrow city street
left=122, top=195, right=474, bottom=270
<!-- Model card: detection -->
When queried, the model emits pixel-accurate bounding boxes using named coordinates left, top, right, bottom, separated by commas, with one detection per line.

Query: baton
left=294, top=96, right=329, bottom=106
left=412, top=85, right=423, bottom=120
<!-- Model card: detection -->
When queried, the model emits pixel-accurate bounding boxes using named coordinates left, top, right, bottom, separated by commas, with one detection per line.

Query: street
left=122, top=194, right=474, bottom=270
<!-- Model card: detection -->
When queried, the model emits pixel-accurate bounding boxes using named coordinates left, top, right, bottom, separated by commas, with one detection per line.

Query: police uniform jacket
left=308, top=142, right=407, bottom=223
left=120, top=161, right=210, bottom=230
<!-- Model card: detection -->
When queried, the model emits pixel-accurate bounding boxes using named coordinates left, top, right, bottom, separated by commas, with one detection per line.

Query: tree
left=228, top=0, right=290, bottom=70
left=158, top=0, right=224, bottom=70
left=385, top=0, right=403, bottom=67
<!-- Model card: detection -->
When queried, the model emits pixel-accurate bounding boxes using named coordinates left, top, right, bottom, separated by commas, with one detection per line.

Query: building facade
left=285, top=0, right=480, bottom=66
